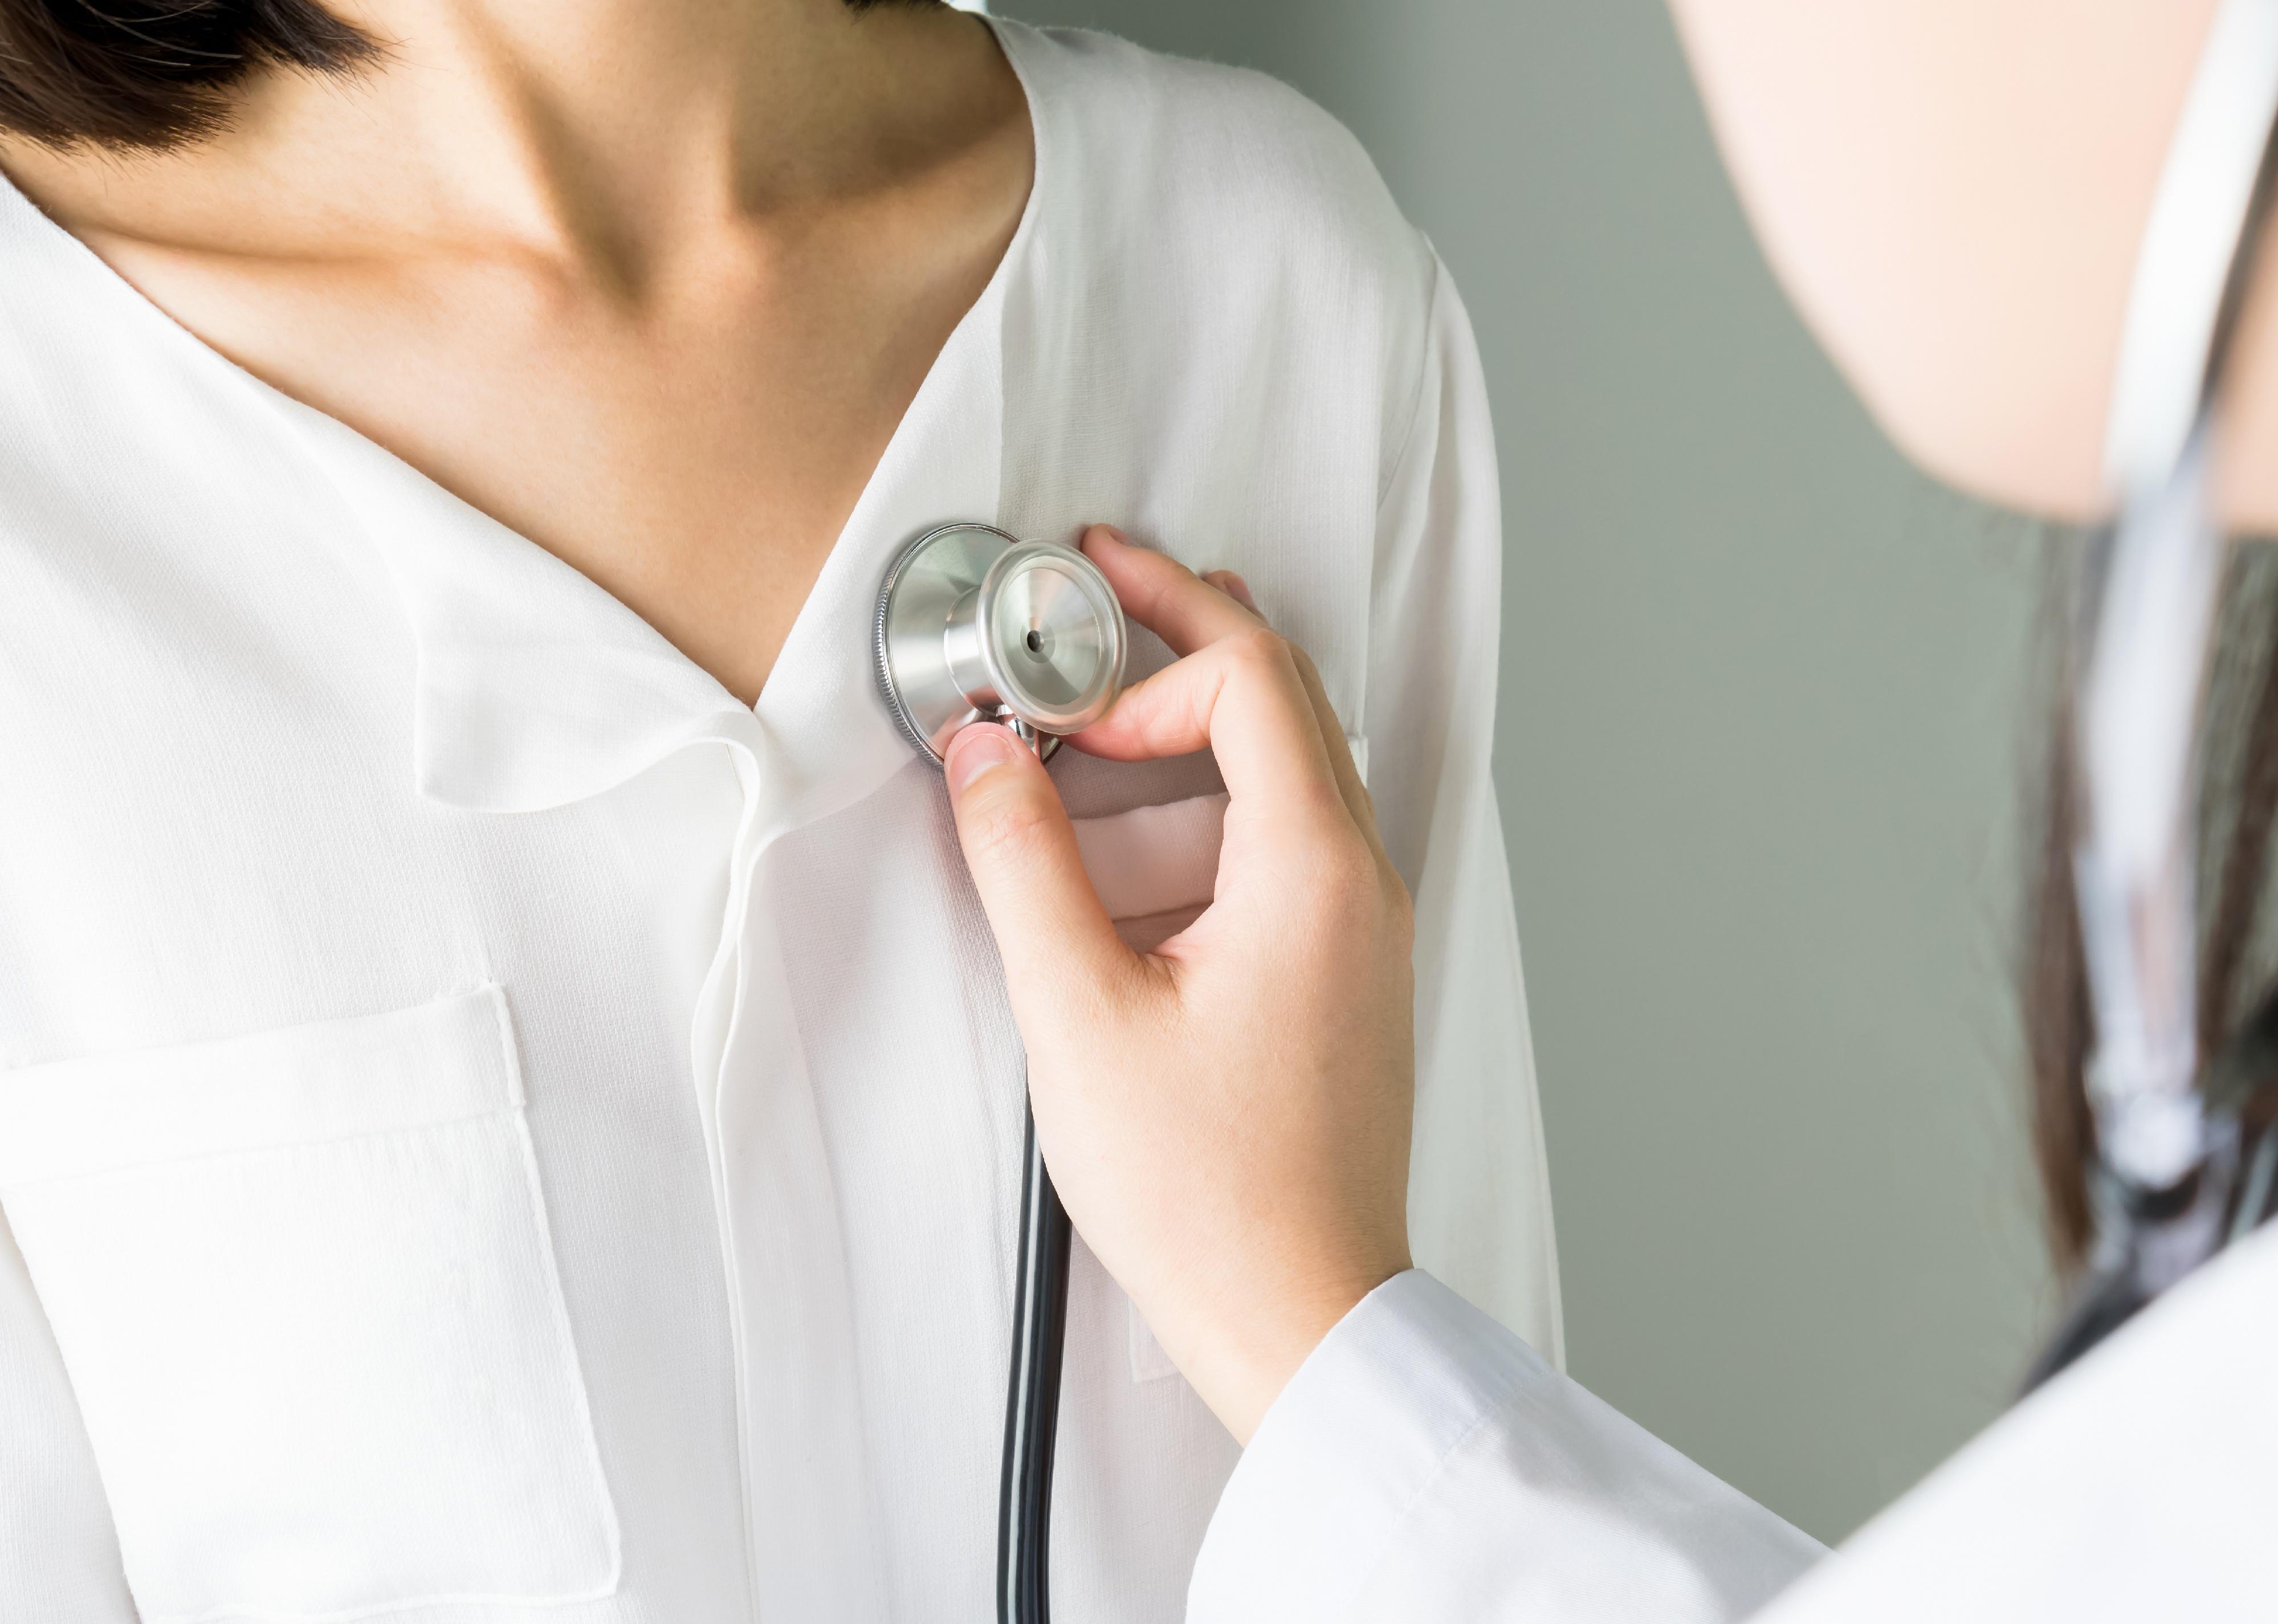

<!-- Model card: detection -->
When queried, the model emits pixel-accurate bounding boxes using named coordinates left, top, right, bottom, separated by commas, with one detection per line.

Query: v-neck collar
left=266, top=256, right=1012, bottom=827
left=0, top=14, right=1050, bottom=836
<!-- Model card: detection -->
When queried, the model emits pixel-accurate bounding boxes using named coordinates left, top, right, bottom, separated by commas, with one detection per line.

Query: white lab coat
left=1191, top=1221, right=2278, bottom=1622
left=0, top=20, right=1557, bottom=1623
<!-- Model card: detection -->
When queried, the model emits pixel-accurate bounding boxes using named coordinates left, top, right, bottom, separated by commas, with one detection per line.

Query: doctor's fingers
left=1079, top=527, right=1376, bottom=843
left=1072, top=630, right=1364, bottom=852
left=943, top=721, right=1150, bottom=1011
left=1278, top=639, right=1388, bottom=870
left=1082, top=524, right=1260, bottom=656
left=1200, top=569, right=1260, bottom=615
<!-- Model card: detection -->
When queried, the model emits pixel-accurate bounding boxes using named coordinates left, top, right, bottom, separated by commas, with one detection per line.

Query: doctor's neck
left=0, top=0, right=998, bottom=293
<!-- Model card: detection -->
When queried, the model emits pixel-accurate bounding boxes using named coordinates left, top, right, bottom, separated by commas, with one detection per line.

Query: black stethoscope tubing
left=998, top=1099, right=1071, bottom=1624
left=874, top=521, right=1130, bottom=1624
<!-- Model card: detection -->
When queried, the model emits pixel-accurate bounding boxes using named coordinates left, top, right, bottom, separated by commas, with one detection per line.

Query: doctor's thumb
left=944, top=723, right=1134, bottom=1009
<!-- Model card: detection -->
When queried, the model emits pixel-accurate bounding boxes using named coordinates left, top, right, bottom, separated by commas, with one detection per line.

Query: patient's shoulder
left=1004, top=22, right=1437, bottom=320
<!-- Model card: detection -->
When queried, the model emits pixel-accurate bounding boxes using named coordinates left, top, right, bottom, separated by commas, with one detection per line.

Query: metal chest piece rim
left=874, top=522, right=1127, bottom=768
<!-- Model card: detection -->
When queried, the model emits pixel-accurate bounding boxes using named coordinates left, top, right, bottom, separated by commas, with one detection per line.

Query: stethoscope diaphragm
left=874, top=522, right=1127, bottom=765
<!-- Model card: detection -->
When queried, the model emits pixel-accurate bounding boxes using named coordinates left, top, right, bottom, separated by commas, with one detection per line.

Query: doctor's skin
left=946, top=527, right=1416, bottom=1447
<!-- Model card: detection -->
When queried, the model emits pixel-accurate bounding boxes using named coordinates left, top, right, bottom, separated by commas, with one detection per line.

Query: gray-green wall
left=1006, top=0, right=2052, bottom=1542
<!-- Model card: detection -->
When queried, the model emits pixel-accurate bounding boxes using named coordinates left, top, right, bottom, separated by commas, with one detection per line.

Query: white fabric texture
left=0, top=989, right=621, bottom=1622
left=0, top=20, right=1556, bottom=1623
left=1200, top=1234, right=2278, bottom=1622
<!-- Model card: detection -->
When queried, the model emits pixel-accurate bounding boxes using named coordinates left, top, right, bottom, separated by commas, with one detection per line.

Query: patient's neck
left=0, top=0, right=988, bottom=297
left=0, top=0, right=1030, bottom=709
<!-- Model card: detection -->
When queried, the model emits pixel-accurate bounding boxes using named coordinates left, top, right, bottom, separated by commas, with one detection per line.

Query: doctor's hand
left=943, top=525, right=1415, bottom=1446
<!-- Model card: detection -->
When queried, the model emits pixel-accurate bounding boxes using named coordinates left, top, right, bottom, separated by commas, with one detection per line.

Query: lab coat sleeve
left=0, top=1205, right=137, bottom=1617
left=1360, top=250, right=1562, bottom=1361
left=1188, top=1271, right=1823, bottom=1623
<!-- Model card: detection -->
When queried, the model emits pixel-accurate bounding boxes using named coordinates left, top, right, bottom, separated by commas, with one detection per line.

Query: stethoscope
left=874, top=521, right=1127, bottom=1624
left=2020, top=0, right=2278, bottom=1387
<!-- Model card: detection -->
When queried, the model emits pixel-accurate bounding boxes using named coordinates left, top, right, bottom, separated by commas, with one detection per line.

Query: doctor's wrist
left=1167, top=1247, right=1412, bottom=1447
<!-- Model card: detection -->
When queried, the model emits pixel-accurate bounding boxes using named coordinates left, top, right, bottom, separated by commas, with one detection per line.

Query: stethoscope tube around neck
left=2026, top=0, right=2278, bottom=1390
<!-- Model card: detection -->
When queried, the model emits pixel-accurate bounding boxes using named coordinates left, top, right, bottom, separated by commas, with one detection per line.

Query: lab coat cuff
left=1187, top=1268, right=1541, bottom=1623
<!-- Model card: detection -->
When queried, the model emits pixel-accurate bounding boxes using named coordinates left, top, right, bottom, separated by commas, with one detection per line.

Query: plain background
left=1005, top=0, right=2055, bottom=1543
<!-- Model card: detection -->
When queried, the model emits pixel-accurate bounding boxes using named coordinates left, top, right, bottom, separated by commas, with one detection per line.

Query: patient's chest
left=0, top=638, right=1243, bottom=1622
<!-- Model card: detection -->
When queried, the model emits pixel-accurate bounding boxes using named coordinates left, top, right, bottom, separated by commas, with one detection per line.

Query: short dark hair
left=0, top=2, right=378, bottom=150
left=0, top=0, right=927, bottom=153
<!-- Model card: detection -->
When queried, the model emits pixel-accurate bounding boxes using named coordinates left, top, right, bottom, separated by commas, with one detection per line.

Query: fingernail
left=1221, top=573, right=1258, bottom=612
left=947, top=724, right=1021, bottom=795
left=1085, top=524, right=1127, bottom=552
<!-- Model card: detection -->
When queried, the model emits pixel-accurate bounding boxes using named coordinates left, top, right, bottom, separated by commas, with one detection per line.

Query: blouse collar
left=0, top=14, right=1045, bottom=839
left=266, top=292, right=1005, bottom=832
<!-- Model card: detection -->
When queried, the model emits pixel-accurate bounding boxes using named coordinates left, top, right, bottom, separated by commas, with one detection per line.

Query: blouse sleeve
left=0, top=1205, right=137, bottom=1618
left=1187, top=1270, right=1823, bottom=1622
left=1358, top=252, right=1561, bottom=1361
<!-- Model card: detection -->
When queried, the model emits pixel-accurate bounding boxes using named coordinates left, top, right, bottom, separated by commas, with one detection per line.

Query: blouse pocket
left=1071, top=791, right=1229, bottom=954
left=0, top=985, right=620, bottom=1623
left=1064, top=732, right=1368, bottom=957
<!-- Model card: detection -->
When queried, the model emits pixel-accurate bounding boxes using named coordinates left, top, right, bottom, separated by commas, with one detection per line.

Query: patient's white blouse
left=0, top=21, right=1556, bottom=1622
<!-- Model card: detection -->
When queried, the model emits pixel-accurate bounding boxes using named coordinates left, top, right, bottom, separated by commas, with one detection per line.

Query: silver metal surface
left=875, top=523, right=1127, bottom=768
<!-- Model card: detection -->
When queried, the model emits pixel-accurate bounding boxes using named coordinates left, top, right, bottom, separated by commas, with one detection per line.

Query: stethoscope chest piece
left=874, top=522, right=1125, bottom=1623
left=875, top=523, right=1127, bottom=765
